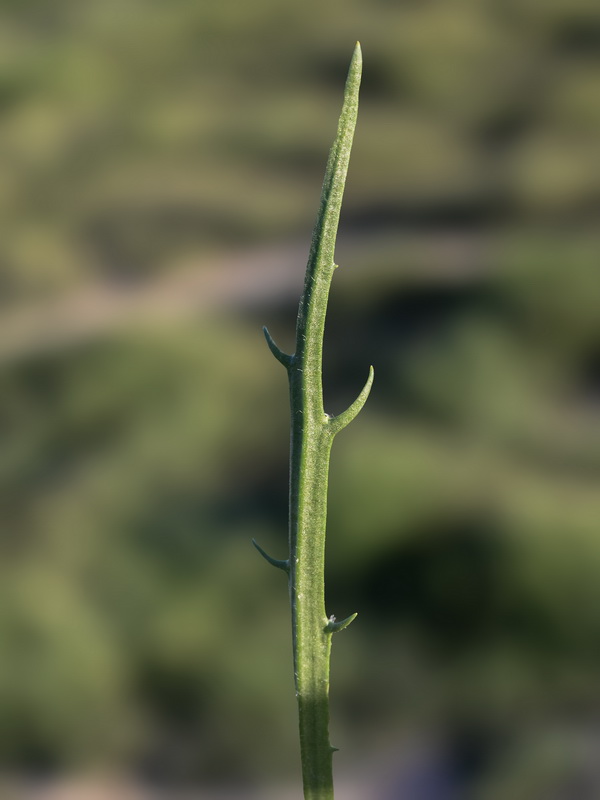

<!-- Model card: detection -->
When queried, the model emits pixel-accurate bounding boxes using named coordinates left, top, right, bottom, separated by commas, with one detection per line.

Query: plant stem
left=255, top=42, right=372, bottom=800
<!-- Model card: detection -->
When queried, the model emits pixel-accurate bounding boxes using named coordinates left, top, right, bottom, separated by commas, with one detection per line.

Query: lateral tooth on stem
left=327, top=365, right=374, bottom=435
left=263, top=326, right=293, bottom=368
left=252, top=538, right=290, bottom=573
left=324, top=612, right=358, bottom=633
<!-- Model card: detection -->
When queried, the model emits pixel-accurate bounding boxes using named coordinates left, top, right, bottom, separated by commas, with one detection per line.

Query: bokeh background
left=1, top=0, right=599, bottom=798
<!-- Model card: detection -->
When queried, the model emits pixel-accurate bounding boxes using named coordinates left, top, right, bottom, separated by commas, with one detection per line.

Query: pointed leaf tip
left=350, top=41, right=362, bottom=73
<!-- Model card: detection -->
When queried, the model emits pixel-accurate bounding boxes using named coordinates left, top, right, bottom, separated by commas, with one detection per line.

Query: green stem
left=255, top=43, right=372, bottom=800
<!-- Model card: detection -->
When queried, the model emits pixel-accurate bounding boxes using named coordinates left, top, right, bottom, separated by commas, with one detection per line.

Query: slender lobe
left=257, top=43, right=371, bottom=800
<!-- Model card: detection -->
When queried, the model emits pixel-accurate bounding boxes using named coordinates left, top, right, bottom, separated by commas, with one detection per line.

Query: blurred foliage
left=0, top=0, right=599, bottom=796
left=1, top=0, right=599, bottom=298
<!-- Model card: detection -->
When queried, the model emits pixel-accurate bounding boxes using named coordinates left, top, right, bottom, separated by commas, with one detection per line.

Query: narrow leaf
left=327, top=365, right=374, bottom=435
left=252, top=539, right=290, bottom=573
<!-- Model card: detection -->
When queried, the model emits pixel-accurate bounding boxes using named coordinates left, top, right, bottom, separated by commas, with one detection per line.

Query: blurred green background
left=1, top=0, right=599, bottom=797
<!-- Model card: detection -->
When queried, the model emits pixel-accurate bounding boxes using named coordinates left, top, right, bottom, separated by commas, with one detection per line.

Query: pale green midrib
left=287, top=387, right=333, bottom=795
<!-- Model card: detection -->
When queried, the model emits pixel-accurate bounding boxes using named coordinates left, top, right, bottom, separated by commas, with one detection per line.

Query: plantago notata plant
left=254, top=43, right=372, bottom=800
